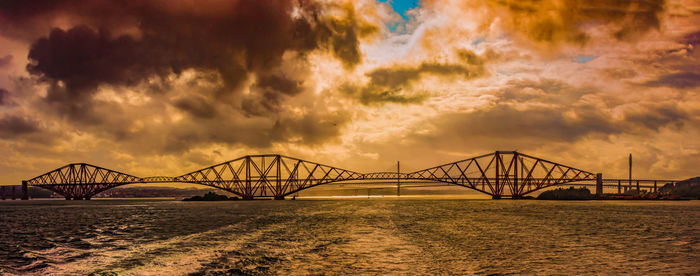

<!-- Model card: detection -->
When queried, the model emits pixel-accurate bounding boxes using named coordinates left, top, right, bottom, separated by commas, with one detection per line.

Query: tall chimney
left=628, top=154, right=632, bottom=191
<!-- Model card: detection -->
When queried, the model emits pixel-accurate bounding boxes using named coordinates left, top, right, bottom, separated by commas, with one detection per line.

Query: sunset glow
left=0, top=0, right=698, bottom=183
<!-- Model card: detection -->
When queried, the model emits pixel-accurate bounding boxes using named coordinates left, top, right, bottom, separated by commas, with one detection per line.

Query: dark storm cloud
left=640, top=29, right=700, bottom=89
left=0, top=55, right=11, bottom=68
left=490, top=0, right=665, bottom=44
left=683, top=30, right=700, bottom=49
left=173, top=95, right=219, bottom=119
left=601, top=68, right=638, bottom=80
left=0, top=115, right=39, bottom=138
left=496, top=79, right=690, bottom=131
left=644, top=72, right=700, bottom=89
left=340, top=84, right=428, bottom=105
left=342, top=50, right=487, bottom=104
left=0, top=88, right=9, bottom=105
left=240, top=72, right=307, bottom=116
left=637, top=30, right=700, bottom=89
left=257, top=74, right=305, bottom=97
left=406, top=102, right=690, bottom=153
left=270, top=112, right=348, bottom=145
left=147, top=108, right=350, bottom=154
left=402, top=78, right=691, bottom=152
left=367, top=63, right=482, bottom=87
left=3, top=0, right=375, bottom=122
left=622, top=104, right=688, bottom=130
left=27, top=27, right=152, bottom=96
left=431, top=105, right=618, bottom=143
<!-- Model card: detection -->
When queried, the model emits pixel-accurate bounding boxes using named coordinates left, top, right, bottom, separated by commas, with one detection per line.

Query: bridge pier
left=242, top=196, right=254, bottom=200
left=21, top=181, right=28, bottom=200
left=274, top=196, right=285, bottom=200
left=595, top=173, right=603, bottom=197
left=11, top=186, right=16, bottom=200
left=1, top=186, right=5, bottom=200
left=618, top=180, right=621, bottom=194
left=492, top=195, right=501, bottom=199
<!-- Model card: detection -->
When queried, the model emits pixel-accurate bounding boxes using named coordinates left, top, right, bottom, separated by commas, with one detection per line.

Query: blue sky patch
left=572, top=56, right=596, bottom=63
left=377, top=0, right=420, bottom=20
left=377, top=0, right=420, bottom=33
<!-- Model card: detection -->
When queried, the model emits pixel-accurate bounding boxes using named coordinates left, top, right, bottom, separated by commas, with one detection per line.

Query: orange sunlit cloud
left=0, top=0, right=698, bottom=183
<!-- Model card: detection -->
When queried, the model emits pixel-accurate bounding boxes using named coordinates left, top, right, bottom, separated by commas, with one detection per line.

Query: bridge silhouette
left=18, top=151, right=677, bottom=200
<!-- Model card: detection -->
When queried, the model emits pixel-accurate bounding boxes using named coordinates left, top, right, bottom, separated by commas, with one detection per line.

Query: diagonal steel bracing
left=175, top=154, right=364, bottom=199
left=24, top=151, right=600, bottom=199
left=405, top=151, right=596, bottom=198
left=25, top=163, right=142, bottom=199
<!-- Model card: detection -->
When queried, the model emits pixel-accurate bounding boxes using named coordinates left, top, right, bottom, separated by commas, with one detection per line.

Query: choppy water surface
left=1, top=199, right=699, bottom=275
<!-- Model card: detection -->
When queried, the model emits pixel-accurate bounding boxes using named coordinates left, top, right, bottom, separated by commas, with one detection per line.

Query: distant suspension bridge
left=8, top=151, right=678, bottom=200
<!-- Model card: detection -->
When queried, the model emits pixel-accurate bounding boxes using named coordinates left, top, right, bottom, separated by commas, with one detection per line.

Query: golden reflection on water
left=0, top=199, right=698, bottom=275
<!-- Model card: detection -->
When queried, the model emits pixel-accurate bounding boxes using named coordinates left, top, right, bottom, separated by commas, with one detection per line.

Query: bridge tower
left=493, top=151, right=501, bottom=199
left=21, top=180, right=28, bottom=200
left=274, top=155, right=284, bottom=200
left=244, top=156, right=253, bottom=200
left=595, top=173, right=603, bottom=197
left=396, top=161, right=400, bottom=197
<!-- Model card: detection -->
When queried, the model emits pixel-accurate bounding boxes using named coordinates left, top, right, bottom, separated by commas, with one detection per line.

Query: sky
left=0, top=0, right=698, bottom=184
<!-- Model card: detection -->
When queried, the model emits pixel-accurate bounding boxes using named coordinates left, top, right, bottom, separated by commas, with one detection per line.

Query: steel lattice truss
left=140, top=176, right=176, bottom=183
left=25, top=151, right=596, bottom=199
left=175, top=155, right=363, bottom=199
left=26, top=163, right=142, bottom=199
left=363, top=172, right=407, bottom=179
left=406, top=151, right=596, bottom=198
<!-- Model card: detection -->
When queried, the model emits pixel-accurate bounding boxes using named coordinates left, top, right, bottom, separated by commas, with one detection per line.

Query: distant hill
left=15, top=186, right=231, bottom=199
left=537, top=187, right=592, bottom=200
left=95, top=186, right=232, bottom=198
left=676, top=177, right=700, bottom=187
left=183, top=192, right=239, bottom=201
left=1, top=186, right=54, bottom=199
left=672, top=177, right=700, bottom=199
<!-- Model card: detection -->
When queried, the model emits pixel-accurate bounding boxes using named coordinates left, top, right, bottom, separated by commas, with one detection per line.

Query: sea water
left=1, top=199, right=698, bottom=275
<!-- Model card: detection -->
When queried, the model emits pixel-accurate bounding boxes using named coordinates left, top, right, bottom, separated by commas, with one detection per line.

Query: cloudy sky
left=0, top=0, right=698, bottom=184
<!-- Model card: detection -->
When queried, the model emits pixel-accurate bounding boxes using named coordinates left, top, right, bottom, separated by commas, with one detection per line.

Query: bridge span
left=18, top=151, right=678, bottom=200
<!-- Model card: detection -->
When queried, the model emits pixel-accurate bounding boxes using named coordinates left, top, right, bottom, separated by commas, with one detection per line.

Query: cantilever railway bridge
left=17, top=151, right=678, bottom=200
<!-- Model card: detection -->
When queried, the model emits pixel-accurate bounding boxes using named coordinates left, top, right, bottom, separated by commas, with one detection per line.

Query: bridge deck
left=21, top=151, right=679, bottom=200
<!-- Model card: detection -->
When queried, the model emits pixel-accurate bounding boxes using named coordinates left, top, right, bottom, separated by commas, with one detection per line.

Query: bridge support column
left=617, top=180, right=621, bottom=194
left=21, top=181, right=28, bottom=200
left=274, top=196, right=285, bottom=200
left=492, top=195, right=501, bottom=199
left=242, top=195, right=254, bottom=200
left=654, top=181, right=657, bottom=193
left=595, top=173, right=603, bottom=197
left=1, top=186, right=5, bottom=200
left=11, top=186, right=16, bottom=200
